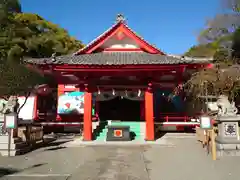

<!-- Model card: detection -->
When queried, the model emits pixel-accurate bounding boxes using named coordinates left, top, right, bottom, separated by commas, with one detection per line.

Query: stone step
left=95, top=121, right=145, bottom=140
left=0, top=141, right=30, bottom=150
left=0, top=146, right=32, bottom=156
left=0, top=136, right=23, bottom=143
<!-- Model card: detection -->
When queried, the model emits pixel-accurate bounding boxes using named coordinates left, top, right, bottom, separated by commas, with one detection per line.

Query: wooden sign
left=4, top=113, right=17, bottom=129
left=200, top=116, right=213, bottom=130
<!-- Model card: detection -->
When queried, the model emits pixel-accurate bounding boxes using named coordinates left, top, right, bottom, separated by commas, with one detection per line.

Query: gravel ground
left=0, top=134, right=240, bottom=180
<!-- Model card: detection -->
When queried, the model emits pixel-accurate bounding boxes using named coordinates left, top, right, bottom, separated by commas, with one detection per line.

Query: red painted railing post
left=166, top=116, right=168, bottom=122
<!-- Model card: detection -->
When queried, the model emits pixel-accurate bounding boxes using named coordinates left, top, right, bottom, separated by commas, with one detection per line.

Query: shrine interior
left=98, top=96, right=142, bottom=122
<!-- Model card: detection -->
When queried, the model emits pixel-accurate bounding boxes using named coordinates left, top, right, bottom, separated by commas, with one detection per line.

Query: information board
left=18, top=96, right=36, bottom=120
left=57, top=91, right=95, bottom=115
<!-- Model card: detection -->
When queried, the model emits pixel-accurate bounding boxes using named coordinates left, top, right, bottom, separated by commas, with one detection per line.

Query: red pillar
left=145, top=83, right=154, bottom=141
left=83, top=91, right=92, bottom=141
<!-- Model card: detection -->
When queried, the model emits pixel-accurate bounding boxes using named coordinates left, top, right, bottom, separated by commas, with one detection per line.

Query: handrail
left=156, top=116, right=191, bottom=122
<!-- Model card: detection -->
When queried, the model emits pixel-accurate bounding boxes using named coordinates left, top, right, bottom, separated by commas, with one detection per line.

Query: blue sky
left=21, top=0, right=220, bottom=55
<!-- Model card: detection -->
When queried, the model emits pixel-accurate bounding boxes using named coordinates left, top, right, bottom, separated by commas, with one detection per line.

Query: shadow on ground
left=0, top=163, right=47, bottom=178
left=24, top=133, right=75, bottom=154
left=0, top=167, right=19, bottom=177
left=130, top=132, right=136, bottom=140
left=155, top=128, right=196, bottom=140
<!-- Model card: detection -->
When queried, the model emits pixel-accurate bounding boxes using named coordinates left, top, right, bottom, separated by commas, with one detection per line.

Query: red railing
left=35, top=112, right=200, bottom=127
left=155, top=113, right=200, bottom=127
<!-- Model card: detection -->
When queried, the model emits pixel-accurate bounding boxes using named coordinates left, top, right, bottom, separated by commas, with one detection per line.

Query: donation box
left=106, top=125, right=131, bottom=141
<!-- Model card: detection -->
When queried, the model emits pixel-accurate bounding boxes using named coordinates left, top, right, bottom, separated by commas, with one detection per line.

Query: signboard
left=200, top=116, right=212, bottom=129
left=18, top=96, right=36, bottom=121
left=4, top=113, right=17, bottom=129
left=57, top=91, right=95, bottom=115
left=4, top=112, right=17, bottom=157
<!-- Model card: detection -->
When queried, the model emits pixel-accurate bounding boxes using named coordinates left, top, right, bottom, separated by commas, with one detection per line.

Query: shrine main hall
left=25, top=15, right=213, bottom=141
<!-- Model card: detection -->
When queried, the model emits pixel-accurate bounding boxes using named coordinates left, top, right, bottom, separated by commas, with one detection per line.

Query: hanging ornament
left=138, top=89, right=141, bottom=97
left=97, top=87, right=101, bottom=95
left=125, top=90, right=128, bottom=97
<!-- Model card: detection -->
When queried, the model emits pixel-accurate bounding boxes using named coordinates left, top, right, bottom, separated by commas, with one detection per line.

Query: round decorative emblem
left=225, top=124, right=236, bottom=136
left=114, top=130, right=123, bottom=137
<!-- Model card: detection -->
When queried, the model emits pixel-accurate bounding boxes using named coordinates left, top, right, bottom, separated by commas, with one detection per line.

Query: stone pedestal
left=215, top=115, right=240, bottom=150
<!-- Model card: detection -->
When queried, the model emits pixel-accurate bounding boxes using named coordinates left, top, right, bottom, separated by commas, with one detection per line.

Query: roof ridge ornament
left=116, top=14, right=126, bottom=23
left=51, top=52, right=57, bottom=62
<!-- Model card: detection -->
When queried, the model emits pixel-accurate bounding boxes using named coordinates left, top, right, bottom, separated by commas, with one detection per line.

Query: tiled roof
left=24, top=52, right=213, bottom=65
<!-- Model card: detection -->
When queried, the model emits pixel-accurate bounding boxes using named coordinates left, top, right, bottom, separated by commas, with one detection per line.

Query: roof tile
left=24, top=52, right=212, bottom=65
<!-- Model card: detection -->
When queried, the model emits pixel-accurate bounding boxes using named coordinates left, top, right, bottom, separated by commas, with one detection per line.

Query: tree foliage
left=232, top=27, right=240, bottom=62
left=198, top=14, right=240, bottom=44
left=0, top=1, right=83, bottom=62
left=222, top=0, right=240, bottom=13
left=0, top=62, right=47, bottom=96
left=184, top=43, right=217, bottom=57
left=185, top=64, right=240, bottom=100
left=184, top=0, right=240, bottom=100
left=0, top=0, right=83, bottom=97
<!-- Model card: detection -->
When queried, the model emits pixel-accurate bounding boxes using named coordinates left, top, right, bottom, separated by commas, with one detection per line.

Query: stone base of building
left=217, top=149, right=240, bottom=157
left=0, top=136, right=31, bottom=156
left=216, top=143, right=240, bottom=150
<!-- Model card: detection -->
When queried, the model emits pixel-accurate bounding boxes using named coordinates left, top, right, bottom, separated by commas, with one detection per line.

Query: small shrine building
left=25, top=15, right=213, bottom=141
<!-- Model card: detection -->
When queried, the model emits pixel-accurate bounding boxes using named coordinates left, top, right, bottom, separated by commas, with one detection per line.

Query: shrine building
left=24, top=14, right=213, bottom=141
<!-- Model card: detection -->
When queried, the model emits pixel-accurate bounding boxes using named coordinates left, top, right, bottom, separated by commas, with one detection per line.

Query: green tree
left=0, top=61, right=47, bottom=97
left=184, top=43, right=217, bottom=57
left=0, top=1, right=83, bottom=62
left=0, top=0, right=82, bottom=99
left=232, top=27, right=240, bottom=63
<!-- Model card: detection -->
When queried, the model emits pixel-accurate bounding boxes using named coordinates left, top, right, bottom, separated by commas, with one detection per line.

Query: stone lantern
left=215, top=95, right=240, bottom=150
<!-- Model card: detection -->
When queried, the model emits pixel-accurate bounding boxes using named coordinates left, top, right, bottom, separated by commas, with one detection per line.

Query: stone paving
left=0, top=133, right=240, bottom=180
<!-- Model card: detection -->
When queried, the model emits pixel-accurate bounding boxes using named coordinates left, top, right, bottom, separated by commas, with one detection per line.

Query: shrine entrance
left=98, top=96, right=141, bottom=121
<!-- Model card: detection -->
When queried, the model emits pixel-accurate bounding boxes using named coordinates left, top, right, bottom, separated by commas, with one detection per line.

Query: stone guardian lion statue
left=216, top=95, right=238, bottom=116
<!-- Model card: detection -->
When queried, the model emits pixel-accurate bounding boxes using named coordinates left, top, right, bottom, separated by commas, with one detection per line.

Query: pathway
left=0, top=133, right=239, bottom=180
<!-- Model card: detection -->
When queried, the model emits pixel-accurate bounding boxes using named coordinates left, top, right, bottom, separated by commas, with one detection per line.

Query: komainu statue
left=0, top=96, right=19, bottom=114
left=216, top=95, right=238, bottom=116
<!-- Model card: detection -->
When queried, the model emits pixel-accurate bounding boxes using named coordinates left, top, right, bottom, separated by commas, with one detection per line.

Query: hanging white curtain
left=93, top=90, right=144, bottom=101
left=94, top=91, right=119, bottom=101
left=119, top=91, right=144, bottom=101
